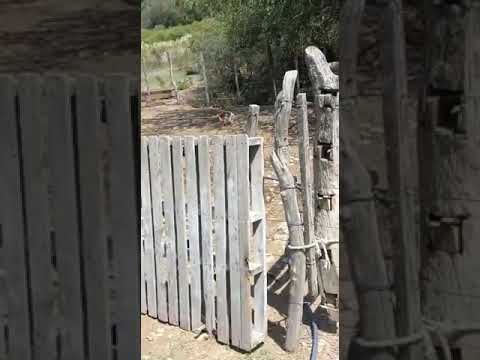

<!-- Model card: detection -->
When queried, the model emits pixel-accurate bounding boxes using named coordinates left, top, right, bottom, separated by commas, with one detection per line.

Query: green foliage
left=142, top=19, right=217, bottom=44
left=142, top=0, right=208, bottom=29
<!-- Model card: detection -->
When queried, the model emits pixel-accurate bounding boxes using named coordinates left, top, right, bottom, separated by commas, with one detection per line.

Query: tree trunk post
left=246, top=104, right=260, bottom=137
left=297, top=93, right=320, bottom=298
left=271, top=151, right=306, bottom=353
left=271, top=70, right=305, bottom=352
left=305, top=46, right=340, bottom=299
left=340, top=1, right=398, bottom=359
left=167, top=51, right=180, bottom=104
left=200, top=52, right=210, bottom=106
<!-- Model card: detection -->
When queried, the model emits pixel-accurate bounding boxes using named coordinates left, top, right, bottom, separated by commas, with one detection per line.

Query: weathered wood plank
left=237, top=135, right=253, bottom=350
left=297, top=93, right=319, bottom=298
left=249, top=140, right=267, bottom=345
left=198, top=136, right=215, bottom=334
left=184, top=136, right=202, bottom=330
left=45, top=75, right=85, bottom=360
left=172, top=137, right=191, bottom=330
left=0, top=75, right=32, bottom=360
left=17, top=74, right=57, bottom=360
left=140, top=138, right=157, bottom=318
left=148, top=136, right=168, bottom=322
left=246, top=105, right=260, bottom=137
left=158, top=137, right=179, bottom=326
left=226, top=135, right=241, bottom=348
left=75, top=75, right=112, bottom=360
left=211, top=136, right=229, bottom=344
left=105, top=75, right=141, bottom=360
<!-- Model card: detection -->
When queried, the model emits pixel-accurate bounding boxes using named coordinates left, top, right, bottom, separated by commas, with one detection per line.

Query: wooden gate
left=0, top=74, right=140, bottom=360
left=141, top=135, right=267, bottom=351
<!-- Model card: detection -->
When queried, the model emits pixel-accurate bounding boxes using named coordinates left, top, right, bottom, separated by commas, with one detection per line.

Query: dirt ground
left=141, top=90, right=339, bottom=360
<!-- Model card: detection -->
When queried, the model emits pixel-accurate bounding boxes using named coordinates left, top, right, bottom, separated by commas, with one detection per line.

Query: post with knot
left=246, top=104, right=260, bottom=137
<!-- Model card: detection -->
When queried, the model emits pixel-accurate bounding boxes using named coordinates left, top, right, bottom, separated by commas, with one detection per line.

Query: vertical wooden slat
left=184, top=136, right=202, bottom=330
left=75, top=76, right=112, bottom=360
left=105, top=75, right=140, bottom=359
left=198, top=136, right=215, bottom=334
left=140, top=138, right=157, bottom=318
left=172, top=138, right=191, bottom=330
left=211, top=136, right=229, bottom=344
left=46, top=75, right=85, bottom=360
left=297, top=93, right=319, bottom=297
left=250, top=139, right=267, bottom=344
left=236, top=135, right=252, bottom=350
left=0, top=75, right=32, bottom=360
left=225, top=135, right=241, bottom=347
left=149, top=136, right=168, bottom=322
left=158, top=137, right=179, bottom=326
left=18, top=74, right=57, bottom=360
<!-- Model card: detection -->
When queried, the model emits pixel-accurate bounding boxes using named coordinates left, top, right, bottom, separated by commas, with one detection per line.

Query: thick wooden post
left=340, top=1, right=397, bottom=359
left=381, top=2, right=423, bottom=360
left=305, top=46, right=340, bottom=298
left=297, top=93, right=319, bottom=298
left=246, top=104, right=260, bottom=137
left=271, top=71, right=306, bottom=352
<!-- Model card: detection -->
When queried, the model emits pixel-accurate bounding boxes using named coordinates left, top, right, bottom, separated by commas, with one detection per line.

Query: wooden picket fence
left=0, top=74, right=140, bottom=360
left=141, top=134, right=267, bottom=351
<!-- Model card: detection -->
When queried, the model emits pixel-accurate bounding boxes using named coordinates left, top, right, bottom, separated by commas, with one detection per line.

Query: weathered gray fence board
left=250, top=140, right=267, bottom=344
left=184, top=136, right=202, bottom=330
left=76, top=75, right=112, bottom=360
left=1, top=74, right=140, bottom=360
left=148, top=137, right=168, bottom=322
left=159, top=137, right=179, bottom=326
left=211, top=136, right=229, bottom=344
left=172, top=138, right=191, bottom=330
left=141, top=138, right=157, bottom=318
left=0, top=75, right=32, bottom=360
left=237, top=135, right=252, bottom=350
left=226, top=135, right=242, bottom=348
left=198, top=136, right=216, bottom=334
left=18, top=74, right=57, bottom=360
left=46, top=76, right=85, bottom=360
left=105, top=75, right=140, bottom=359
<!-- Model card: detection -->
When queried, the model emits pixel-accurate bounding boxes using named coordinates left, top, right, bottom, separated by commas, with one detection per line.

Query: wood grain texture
left=211, top=136, right=229, bottom=344
left=297, top=93, right=319, bottom=298
left=0, top=75, right=32, bottom=360
left=148, top=136, right=168, bottom=322
left=105, top=75, right=140, bottom=360
left=75, top=75, right=112, bottom=360
left=17, top=74, right=57, bottom=360
left=172, top=137, right=191, bottom=330
left=198, top=136, right=215, bottom=334
left=158, top=137, right=179, bottom=326
left=141, top=138, right=157, bottom=318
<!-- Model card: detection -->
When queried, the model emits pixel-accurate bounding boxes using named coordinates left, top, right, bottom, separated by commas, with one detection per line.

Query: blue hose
left=303, top=301, right=319, bottom=360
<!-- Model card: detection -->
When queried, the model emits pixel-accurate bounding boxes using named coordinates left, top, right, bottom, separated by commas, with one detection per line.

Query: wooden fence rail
left=141, top=134, right=267, bottom=352
left=0, top=74, right=140, bottom=360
